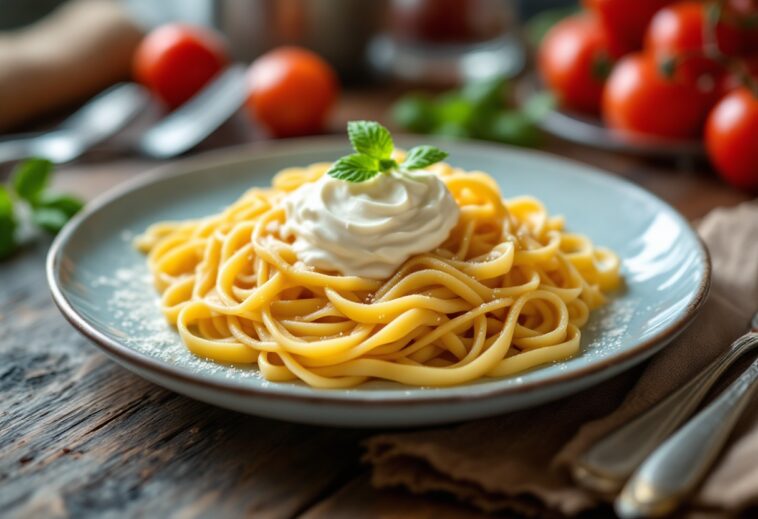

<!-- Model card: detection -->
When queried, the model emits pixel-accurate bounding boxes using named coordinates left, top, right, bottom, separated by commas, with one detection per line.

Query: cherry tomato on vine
left=134, top=24, right=229, bottom=109
left=647, top=1, right=743, bottom=56
left=705, top=87, right=758, bottom=190
left=603, top=53, right=712, bottom=138
left=245, top=47, right=338, bottom=138
left=645, top=1, right=744, bottom=87
left=583, top=0, right=675, bottom=55
left=725, top=0, right=758, bottom=52
left=716, top=55, right=758, bottom=98
left=538, top=14, right=614, bottom=114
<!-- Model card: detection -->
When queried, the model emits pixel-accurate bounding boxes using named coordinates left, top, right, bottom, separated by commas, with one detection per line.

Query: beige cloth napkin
left=0, top=0, right=142, bottom=131
left=365, top=200, right=758, bottom=516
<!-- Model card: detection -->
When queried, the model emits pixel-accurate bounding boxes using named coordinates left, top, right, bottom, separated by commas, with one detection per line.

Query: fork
left=0, top=64, right=247, bottom=165
left=0, top=83, right=149, bottom=165
left=572, top=310, right=758, bottom=496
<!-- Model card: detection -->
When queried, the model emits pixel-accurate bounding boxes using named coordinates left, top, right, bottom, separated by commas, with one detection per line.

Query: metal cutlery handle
left=616, top=339, right=758, bottom=518
left=0, top=138, right=32, bottom=165
left=573, top=332, right=758, bottom=493
left=137, top=64, right=247, bottom=159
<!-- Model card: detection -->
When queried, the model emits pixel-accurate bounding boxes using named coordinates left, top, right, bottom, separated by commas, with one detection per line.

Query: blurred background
left=0, top=0, right=755, bottom=252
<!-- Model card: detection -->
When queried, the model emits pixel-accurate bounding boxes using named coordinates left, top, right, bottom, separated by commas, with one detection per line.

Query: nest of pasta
left=136, top=162, right=620, bottom=388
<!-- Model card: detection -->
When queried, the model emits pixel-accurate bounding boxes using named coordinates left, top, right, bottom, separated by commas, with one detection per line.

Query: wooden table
left=0, top=91, right=751, bottom=519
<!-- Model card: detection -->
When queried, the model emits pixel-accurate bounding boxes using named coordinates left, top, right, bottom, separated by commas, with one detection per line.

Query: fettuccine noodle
left=135, top=161, right=621, bottom=388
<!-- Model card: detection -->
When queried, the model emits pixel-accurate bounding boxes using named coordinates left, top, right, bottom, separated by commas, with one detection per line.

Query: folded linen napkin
left=365, top=200, right=758, bottom=516
left=0, top=0, right=142, bottom=132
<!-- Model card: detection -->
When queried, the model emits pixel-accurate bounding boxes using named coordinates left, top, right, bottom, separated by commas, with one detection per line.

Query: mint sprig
left=402, top=145, right=448, bottom=170
left=347, top=120, right=394, bottom=159
left=327, top=121, right=448, bottom=183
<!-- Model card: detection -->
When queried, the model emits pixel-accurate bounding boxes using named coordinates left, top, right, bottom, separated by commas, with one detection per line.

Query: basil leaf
left=402, top=145, right=448, bottom=170
left=347, top=121, right=394, bottom=159
left=12, top=157, right=53, bottom=204
left=0, top=186, right=17, bottom=259
left=32, top=207, right=70, bottom=234
left=326, top=154, right=380, bottom=183
left=36, top=192, right=85, bottom=218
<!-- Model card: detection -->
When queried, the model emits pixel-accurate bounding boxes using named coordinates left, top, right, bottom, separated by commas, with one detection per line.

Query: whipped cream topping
left=280, top=170, right=459, bottom=279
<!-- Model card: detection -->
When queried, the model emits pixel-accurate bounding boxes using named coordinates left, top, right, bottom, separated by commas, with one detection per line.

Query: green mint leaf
left=402, top=146, right=448, bottom=170
left=12, top=157, right=53, bottom=204
left=0, top=186, right=17, bottom=260
left=347, top=121, right=394, bottom=159
left=36, top=192, right=85, bottom=219
left=379, top=158, right=398, bottom=172
left=327, top=153, right=380, bottom=183
left=32, top=207, right=69, bottom=234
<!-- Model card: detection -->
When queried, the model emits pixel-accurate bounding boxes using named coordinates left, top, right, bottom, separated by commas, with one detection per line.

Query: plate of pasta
left=48, top=124, right=709, bottom=426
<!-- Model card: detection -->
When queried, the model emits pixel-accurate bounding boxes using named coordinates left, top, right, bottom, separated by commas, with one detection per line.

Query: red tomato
left=538, top=14, right=614, bottom=114
left=245, top=47, right=338, bottom=138
left=603, top=53, right=712, bottom=138
left=645, top=1, right=743, bottom=87
left=726, top=0, right=758, bottom=53
left=716, top=55, right=758, bottom=98
left=134, top=24, right=229, bottom=109
left=705, top=87, right=758, bottom=190
left=584, top=0, right=675, bottom=55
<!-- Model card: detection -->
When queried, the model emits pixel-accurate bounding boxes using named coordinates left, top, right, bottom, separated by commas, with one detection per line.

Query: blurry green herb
left=0, top=158, right=85, bottom=260
left=391, top=94, right=436, bottom=133
left=327, top=121, right=447, bottom=183
left=0, top=186, right=17, bottom=260
left=32, top=208, right=70, bottom=234
left=12, top=157, right=52, bottom=203
left=392, top=76, right=553, bottom=148
left=461, top=76, right=509, bottom=112
left=35, top=192, right=85, bottom=219
left=482, top=111, right=542, bottom=147
left=525, top=6, right=580, bottom=47
left=434, top=93, right=475, bottom=129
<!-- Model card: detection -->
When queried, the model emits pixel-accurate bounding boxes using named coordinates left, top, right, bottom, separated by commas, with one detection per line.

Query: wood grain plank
left=299, top=473, right=501, bottom=519
left=0, top=243, right=369, bottom=519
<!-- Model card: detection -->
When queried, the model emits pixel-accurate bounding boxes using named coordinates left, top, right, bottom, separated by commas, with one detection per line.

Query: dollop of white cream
left=280, top=170, right=459, bottom=279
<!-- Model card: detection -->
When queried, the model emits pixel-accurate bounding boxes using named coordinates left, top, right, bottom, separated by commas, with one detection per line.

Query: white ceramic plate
left=48, top=137, right=710, bottom=427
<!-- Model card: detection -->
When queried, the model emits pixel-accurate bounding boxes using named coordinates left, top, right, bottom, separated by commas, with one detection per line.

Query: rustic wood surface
left=0, top=90, right=752, bottom=519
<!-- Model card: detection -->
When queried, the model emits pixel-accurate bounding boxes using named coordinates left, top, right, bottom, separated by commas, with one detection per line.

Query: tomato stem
left=704, top=1, right=758, bottom=98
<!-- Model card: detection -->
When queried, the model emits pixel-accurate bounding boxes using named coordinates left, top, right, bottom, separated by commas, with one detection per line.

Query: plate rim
left=47, top=136, right=712, bottom=406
